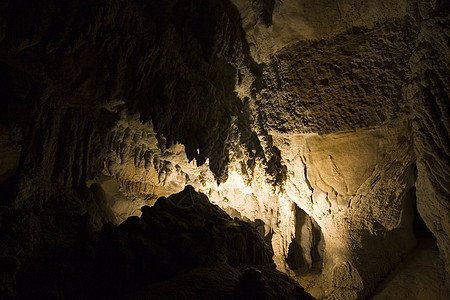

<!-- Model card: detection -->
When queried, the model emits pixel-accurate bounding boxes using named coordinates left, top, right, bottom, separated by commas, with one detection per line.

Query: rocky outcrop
left=236, top=1, right=424, bottom=298
left=233, top=1, right=448, bottom=298
left=271, top=124, right=417, bottom=299
left=12, top=186, right=314, bottom=299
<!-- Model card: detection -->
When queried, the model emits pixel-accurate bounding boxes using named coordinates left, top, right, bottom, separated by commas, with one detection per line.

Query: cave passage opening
left=287, top=203, right=324, bottom=283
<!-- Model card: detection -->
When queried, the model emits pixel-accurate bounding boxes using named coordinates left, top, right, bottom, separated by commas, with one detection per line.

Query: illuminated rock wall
left=231, top=0, right=409, bottom=63
left=0, top=0, right=448, bottom=299
left=232, top=1, right=448, bottom=298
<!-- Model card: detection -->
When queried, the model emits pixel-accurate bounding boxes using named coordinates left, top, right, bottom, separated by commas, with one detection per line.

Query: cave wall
left=272, top=124, right=417, bottom=299
left=409, top=2, right=450, bottom=287
left=0, top=0, right=449, bottom=299
left=0, top=0, right=264, bottom=294
left=234, top=0, right=449, bottom=298
left=0, top=0, right=260, bottom=191
left=231, top=0, right=410, bottom=63
left=259, top=16, right=417, bottom=134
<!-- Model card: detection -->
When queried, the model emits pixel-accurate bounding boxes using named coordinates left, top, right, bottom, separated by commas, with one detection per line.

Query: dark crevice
left=287, top=204, right=324, bottom=275
left=412, top=187, right=436, bottom=242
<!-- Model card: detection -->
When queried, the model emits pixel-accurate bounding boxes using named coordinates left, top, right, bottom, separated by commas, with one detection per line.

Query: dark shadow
left=412, top=187, right=435, bottom=241
left=287, top=204, right=323, bottom=275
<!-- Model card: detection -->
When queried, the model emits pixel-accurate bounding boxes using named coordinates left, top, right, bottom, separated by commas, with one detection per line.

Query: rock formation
left=0, top=0, right=448, bottom=299
left=9, top=186, right=313, bottom=299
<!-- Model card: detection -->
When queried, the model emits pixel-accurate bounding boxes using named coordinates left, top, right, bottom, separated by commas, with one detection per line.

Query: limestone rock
left=232, top=0, right=409, bottom=63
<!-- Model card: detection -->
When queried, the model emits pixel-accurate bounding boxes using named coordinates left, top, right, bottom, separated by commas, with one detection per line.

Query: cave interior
left=0, top=0, right=449, bottom=299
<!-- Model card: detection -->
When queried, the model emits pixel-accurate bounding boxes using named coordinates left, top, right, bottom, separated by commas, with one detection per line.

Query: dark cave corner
left=411, top=187, right=438, bottom=250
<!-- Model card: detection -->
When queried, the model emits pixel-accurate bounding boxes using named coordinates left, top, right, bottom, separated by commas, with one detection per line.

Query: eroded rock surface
left=0, top=0, right=449, bottom=299
left=409, top=6, right=450, bottom=287
left=372, top=237, right=449, bottom=300
left=231, top=0, right=409, bottom=63
left=13, top=186, right=314, bottom=299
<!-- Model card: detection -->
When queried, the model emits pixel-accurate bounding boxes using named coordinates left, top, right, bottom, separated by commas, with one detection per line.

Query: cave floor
left=371, top=237, right=449, bottom=300
left=293, top=261, right=323, bottom=298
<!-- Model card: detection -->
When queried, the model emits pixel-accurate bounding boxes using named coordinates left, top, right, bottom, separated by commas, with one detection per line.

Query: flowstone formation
left=0, top=0, right=449, bottom=299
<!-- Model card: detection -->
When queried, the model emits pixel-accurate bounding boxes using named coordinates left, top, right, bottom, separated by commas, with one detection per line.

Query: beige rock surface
left=0, top=124, right=20, bottom=183
left=86, top=2, right=449, bottom=298
left=409, top=10, right=450, bottom=288
left=231, top=0, right=409, bottom=62
left=273, top=123, right=417, bottom=298
left=0, top=0, right=448, bottom=299
left=372, top=238, right=449, bottom=300
left=101, top=111, right=419, bottom=298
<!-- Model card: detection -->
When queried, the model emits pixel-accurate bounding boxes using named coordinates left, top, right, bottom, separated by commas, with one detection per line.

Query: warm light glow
left=97, top=112, right=417, bottom=299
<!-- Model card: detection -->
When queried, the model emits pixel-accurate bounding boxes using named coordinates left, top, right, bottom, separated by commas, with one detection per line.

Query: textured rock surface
left=241, top=1, right=449, bottom=298
left=259, top=17, right=418, bottom=134
left=0, top=0, right=259, bottom=187
left=272, top=124, right=417, bottom=299
left=0, top=0, right=265, bottom=297
left=409, top=5, right=450, bottom=287
left=0, top=0, right=449, bottom=299
left=12, top=186, right=314, bottom=299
